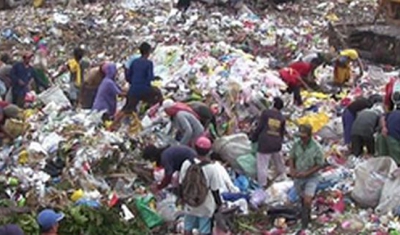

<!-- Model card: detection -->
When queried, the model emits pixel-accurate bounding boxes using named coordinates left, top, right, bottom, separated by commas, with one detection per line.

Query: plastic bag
left=249, top=189, right=267, bottom=208
left=156, top=194, right=179, bottom=222
left=376, top=173, right=400, bottom=214
left=351, top=157, right=398, bottom=208
left=135, top=197, right=164, bottom=229
left=296, top=112, right=329, bottom=133
left=235, top=154, right=257, bottom=179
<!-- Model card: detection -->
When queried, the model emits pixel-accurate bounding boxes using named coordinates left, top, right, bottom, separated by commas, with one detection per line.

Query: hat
left=0, top=224, right=24, bottom=235
left=162, top=99, right=175, bottom=110
left=37, top=209, right=64, bottom=231
left=195, top=136, right=212, bottom=150
left=298, top=124, right=313, bottom=137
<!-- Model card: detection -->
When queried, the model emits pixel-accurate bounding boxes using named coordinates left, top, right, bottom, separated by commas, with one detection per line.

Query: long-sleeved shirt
left=10, top=62, right=46, bottom=95
left=173, top=111, right=204, bottom=145
left=126, top=57, right=154, bottom=97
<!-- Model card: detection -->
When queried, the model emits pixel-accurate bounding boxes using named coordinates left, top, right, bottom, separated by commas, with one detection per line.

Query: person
left=289, top=124, right=324, bottom=231
left=0, top=224, right=24, bottom=235
left=53, top=47, right=86, bottom=106
left=384, top=72, right=400, bottom=112
left=341, top=96, right=373, bottom=146
left=0, top=53, right=12, bottom=96
left=179, top=137, right=223, bottom=235
left=333, top=49, right=363, bottom=86
left=350, top=104, right=383, bottom=157
left=378, top=100, right=400, bottom=164
left=10, top=52, right=48, bottom=108
left=92, top=63, right=121, bottom=121
left=162, top=99, right=204, bottom=145
left=32, top=40, right=51, bottom=93
left=80, top=62, right=106, bottom=109
left=37, top=209, right=64, bottom=235
left=142, top=144, right=197, bottom=193
left=251, top=97, right=287, bottom=188
left=287, top=58, right=324, bottom=90
left=123, top=42, right=162, bottom=113
left=187, top=101, right=219, bottom=137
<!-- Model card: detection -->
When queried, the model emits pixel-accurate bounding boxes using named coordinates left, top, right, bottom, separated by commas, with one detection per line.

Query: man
left=350, top=104, right=383, bottom=157
left=288, top=58, right=324, bottom=90
left=378, top=104, right=400, bottom=164
left=0, top=224, right=24, bottom=235
left=10, top=52, right=48, bottom=108
left=289, top=124, right=324, bottom=231
left=251, top=97, right=286, bottom=188
left=53, top=47, right=86, bottom=106
left=0, top=53, right=12, bottom=94
left=187, top=101, right=218, bottom=135
left=37, top=209, right=64, bottom=235
left=333, top=49, right=364, bottom=87
left=179, top=137, right=223, bottom=235
left=142, top=144, right=197, bottom=193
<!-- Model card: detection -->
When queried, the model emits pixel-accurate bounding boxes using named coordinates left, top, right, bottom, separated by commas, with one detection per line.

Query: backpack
left=181, top=160, right=210, bottom=207
left=392, top=80, right=400, bottom=108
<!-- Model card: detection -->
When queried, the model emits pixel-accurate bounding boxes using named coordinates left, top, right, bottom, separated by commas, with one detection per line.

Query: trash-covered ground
left=2, top=0, right=400, bottom=234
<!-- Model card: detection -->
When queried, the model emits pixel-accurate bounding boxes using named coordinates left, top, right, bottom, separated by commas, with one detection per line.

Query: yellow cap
left=71, top=189, right=84, bottom=202
left=340, top=49, right=359, bottom=60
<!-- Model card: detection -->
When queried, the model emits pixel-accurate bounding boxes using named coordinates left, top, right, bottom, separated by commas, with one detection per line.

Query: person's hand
left=382, top=127, right=388, bottom=137
left=296, top=172, right=308, bottom=178
left=289, top=169, right=297, bottom=178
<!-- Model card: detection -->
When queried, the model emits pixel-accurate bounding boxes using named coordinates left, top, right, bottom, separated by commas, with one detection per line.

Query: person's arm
left=297, top=76, right=311, bottom=90
left=381, top=115, right=388, bottom=136
left=148, top=61, right=155, bottom=82
left=210, top=167, right=223, bottom=208
left=156, top=174, right=173, bottom=190
left=52, top=64, right=69, bottom=79
left=10, top=64, right=25, bottom=86
left=288, top=144, right=297, bottom=177
left=176, top=114, right=193, bottom=145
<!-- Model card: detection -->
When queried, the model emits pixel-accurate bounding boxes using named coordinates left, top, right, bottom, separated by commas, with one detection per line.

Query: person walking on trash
left=289, top=124, right=325, bottom=232
left=10, top=52, right=49, bottom=108
left=251, top=97, right=287, bottom=188
left=53, top=47, right=87, bottom=107
left=142, top=144, right=197, bottom=194
left=112, top=42, right=163, bottom=128
left=333, top=48, right=364, bottom=87
left=179, top=136, right=223, bottom=235
left=162, top=98, right=205, bottom=146
left=92, top=62, right=122, bottom=121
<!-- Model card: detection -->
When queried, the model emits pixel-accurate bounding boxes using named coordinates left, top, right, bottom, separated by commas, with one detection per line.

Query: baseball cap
left=195, top=136, right=212, bottom=150
left=37, top=209, right=64, bottom=231
left=0, top=224, right=24, bottom=235
left=297, top=124, right=313, bottom=137
left=162, top=99, right=175, bottom=110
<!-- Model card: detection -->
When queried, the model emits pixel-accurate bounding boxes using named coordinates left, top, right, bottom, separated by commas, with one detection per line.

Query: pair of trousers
left=256, top=152, right=285, bottom=187
left=351, top=135, right=375, bottom=156
left=342, top=108, right=355, bottom=145
left=287, top=85, right=302, bottom=106
left=122, top=87, right=162, bottom=113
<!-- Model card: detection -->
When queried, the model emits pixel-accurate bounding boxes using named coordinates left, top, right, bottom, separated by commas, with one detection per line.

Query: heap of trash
left=3, top=0, right=400, bottom=234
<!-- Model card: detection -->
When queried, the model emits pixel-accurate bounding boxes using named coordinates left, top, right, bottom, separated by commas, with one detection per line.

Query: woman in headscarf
left=92, top=63, right=121, bottom=121
left=162, top=99, right=204, bottom=146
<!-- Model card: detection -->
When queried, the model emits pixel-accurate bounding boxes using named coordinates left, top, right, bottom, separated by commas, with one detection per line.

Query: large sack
left=375, top=169, right=400, bottom=215
left=213, top=133, right=252, bottom=171
left=317, top=117, right=343, bottom=141
left=351, top=157, right=398, bottom=208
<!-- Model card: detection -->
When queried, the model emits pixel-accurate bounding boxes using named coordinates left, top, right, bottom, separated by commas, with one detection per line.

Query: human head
left=139, top=42, right=152, bottom=57
left=368, top=94, right=383, bottom=106
left=142, top=145, right=165, bottom=165
left=272, top=97, right=284, bottom=110
left=0, top=224, right=24, bottom=235
left=195, top=136, right=212, bottom=156
left=37, top=209, right=64, bottom=234
left=102, top=62, right=118, bottom=80
left=0, top=53, right=11, bottom=64
left=162, top=99, right=176, bottom=116
left=73, top=48, right=85, bottom=61
left=298, top=124, right=313, bottom=145
left=22, top=52, right=34, bottom=65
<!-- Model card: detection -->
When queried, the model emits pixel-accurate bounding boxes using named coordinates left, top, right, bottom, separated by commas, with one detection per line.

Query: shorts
left=122, top=86, right=162, bottom=113
left=293, top=176, right=319, bottom=198
left=184, top=215, right=212, bottom=234
left=69, top=83, right=80, bottom=102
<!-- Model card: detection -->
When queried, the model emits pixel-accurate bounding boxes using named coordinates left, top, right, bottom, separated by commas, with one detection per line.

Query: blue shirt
left=387, top=110, right=400, bottom=141
left=126, top=57, right=154, bottom=97
left=10, top=62, right=45, bottom=95
left=160, top=146, right=197, bottom=176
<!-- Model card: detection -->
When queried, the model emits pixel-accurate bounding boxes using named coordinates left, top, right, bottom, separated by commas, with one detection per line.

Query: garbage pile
left=2, top=0, right=400, bottom=234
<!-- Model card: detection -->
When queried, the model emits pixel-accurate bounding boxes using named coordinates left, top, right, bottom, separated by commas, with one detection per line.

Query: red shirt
left=279, top=68, right=301, bottom=86
left=289, top=62, right=313, bottom=77
left=0, top=101, right=9, bottom=109
left=385, top=77, right=396, bottom=111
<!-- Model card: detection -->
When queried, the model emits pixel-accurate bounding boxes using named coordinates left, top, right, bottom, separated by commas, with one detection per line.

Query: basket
left=4, top=118, right=28, bottom=138
left=38, top=86, right=71, bottom=107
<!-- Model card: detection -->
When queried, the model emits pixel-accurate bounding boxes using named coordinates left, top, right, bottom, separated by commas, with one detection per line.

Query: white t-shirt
left=179, top=159, right=224, bottom=218
left=214, top=161, right=239, bottom=194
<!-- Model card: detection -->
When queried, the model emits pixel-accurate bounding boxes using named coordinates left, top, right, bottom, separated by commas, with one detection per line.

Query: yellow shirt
left=340, top=49, right=359, bottom=61
left=67, top=59, right=82, bottom=87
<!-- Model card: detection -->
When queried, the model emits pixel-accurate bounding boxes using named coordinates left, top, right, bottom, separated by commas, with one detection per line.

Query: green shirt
left=290, top=138, right=324, bottom=175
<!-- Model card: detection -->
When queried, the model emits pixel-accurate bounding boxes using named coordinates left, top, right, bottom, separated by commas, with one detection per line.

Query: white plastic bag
left=376, top=171, right=400, bottom=214
left=351, top=157, right=398, bottom=208
left=156, top=194, right=179, bottom=222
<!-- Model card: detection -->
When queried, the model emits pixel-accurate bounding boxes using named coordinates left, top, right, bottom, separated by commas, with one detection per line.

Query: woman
left=33, top=40, right=51, bottom=93
left=92, top=63, right=121, bottom=121
left=162, top=99, right=204, bottom=146
left=333, top=49, right=363, bottom=86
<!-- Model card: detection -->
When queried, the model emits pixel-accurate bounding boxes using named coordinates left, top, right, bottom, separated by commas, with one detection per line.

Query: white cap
left=162, top=99, right=175, bottom=110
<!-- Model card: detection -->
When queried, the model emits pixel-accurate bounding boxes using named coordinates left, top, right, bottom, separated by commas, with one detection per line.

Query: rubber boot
left=300, top=206, right=311, bottom=230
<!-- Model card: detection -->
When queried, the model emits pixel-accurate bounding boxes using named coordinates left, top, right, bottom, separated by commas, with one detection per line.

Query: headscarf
left=102, top=62, right=117, bottom=80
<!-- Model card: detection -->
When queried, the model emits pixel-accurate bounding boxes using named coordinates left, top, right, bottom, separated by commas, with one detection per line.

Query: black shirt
left=347, top=97, right=372, bottom=116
